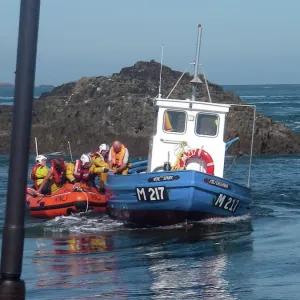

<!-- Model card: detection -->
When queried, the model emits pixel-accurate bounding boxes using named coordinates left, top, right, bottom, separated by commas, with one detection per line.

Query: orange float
left=179, top=148, right=215, bottom=175
left=26, top=182, right=106, bottom=218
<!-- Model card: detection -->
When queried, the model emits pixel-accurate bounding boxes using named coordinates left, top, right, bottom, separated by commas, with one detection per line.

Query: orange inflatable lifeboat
left=26, top=182, right=106, bottom=218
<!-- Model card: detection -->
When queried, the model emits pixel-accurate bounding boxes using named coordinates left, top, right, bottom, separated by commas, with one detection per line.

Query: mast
left=158, top=44, right=164, bottom=98
left=191, top=24, right=203, bottom=101
left=0, top=1, right=40, bottom=299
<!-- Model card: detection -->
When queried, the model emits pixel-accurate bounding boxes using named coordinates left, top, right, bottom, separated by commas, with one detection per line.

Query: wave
left=29, top=213, right=125, bottom=234
left=0, top=97, right=13, bottom=105
left=199, top=215, right=251, bottom=224
left=242, top=95, right=300, bottom=99
left=249, top=101, right=285, bottom=104
left=25, top=211, right=253, bottom=235
left=241, top=96, right=267, bottom=99
left=0, top=102, right=13, bottom=106
left=0, top=95, right=40, bottom=99
left=0, top=96, right=13, bottom=100
left=0, top=95, right=41, bottom=105
left=248, top=102, right=300, bottom=106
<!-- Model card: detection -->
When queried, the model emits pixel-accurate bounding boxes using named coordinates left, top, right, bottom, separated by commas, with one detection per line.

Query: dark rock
left=1, top=60, right=300, bottom=157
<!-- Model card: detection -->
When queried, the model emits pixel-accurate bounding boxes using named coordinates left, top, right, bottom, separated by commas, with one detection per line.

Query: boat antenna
left=0, top=0, right=40, bottom=299
left=35, top=136, right=38, bottom=156
left=158, top=44, right=164, bottom=98
left=191, top=24, right=203, bottom=101
left=67, top=140, right=73, bottom=161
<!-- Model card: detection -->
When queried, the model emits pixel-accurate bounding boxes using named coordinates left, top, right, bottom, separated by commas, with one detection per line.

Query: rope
left=173, top=144, right=207, bottom=171
left=171, top=141, right=189, bottom=170
left=224, top=155, right=237, bottom=175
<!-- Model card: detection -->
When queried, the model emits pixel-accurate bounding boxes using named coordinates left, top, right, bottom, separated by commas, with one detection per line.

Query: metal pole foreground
left=0, top=1, right=40, bottom=299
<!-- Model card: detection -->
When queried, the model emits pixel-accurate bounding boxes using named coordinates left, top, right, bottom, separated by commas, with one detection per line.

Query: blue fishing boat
left=105, top=25, right=256, bottom=227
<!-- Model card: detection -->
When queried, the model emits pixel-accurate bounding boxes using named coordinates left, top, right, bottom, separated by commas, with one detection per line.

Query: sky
left=1, top=0, right=300, bottom=86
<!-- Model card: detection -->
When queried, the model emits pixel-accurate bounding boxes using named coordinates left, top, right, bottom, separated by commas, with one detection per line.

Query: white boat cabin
left=147, top=97, right=231, bottom=178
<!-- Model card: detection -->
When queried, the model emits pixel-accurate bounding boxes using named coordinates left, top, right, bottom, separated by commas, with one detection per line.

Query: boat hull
left=26, top=182, right=106, bottom=218
left=105, top=170, right=252, bottom=227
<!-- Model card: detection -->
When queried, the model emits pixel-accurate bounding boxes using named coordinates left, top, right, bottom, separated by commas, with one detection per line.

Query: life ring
left=179, top=148, right=214, bottom=175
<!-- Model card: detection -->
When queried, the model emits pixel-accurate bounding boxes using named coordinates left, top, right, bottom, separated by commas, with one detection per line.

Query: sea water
left=0, top=85, right=300, bottom=299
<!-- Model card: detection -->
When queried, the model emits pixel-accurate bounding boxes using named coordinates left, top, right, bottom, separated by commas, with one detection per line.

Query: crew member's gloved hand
left=104, top=168, right=109, bottom=173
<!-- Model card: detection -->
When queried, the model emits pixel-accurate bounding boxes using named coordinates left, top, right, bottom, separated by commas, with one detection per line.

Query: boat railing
left=159, top=138, right=183, bottom=144
left=229, top=104, right=256, bottom=187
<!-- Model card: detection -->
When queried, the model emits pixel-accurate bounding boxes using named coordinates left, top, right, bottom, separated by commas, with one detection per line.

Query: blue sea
left=0, top=86, right=53, bottom=105
left=223, top=84, right=300, bottom=133
left=0, top=84, right=300, bottom=299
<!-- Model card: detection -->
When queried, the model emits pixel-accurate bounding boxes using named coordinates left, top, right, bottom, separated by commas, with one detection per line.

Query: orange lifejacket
left=110, top=144, right=127, bottom=167
left=73, top=160, right=90, bottom=182
left=51, top=159, right=66, bottom=184
left=30, top=163, right=42, bottom=189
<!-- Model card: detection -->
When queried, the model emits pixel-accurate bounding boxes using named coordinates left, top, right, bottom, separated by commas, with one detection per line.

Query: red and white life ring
left=179, top=148, right=214, bottom=175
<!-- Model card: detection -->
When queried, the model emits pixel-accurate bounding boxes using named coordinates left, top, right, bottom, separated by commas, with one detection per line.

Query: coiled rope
left=171, top=141, right=190, bottom=170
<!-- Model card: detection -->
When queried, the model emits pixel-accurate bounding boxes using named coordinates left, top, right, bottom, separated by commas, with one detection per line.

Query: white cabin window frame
left=152, top=106, right=159, bottom=136
left=162, top=109, right=187, bottom=135
left=195, top=113, right=219, bottom=137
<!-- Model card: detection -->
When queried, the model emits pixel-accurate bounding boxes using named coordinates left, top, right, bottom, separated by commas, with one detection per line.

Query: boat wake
left=26, top=212, right=252, bottom=237
left=198, top=214, right=251, bottom=224
left=42, top=213, right=124, bottom=234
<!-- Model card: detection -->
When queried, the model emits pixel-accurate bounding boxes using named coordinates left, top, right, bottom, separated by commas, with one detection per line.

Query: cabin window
left=163, top=110, right=186, bottom=133
left=196, top=113, right=219, bottom=136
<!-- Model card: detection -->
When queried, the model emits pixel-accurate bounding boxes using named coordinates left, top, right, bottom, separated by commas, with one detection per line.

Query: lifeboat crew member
left=90, top=143, right=110, bottom=193
left=65, top=154, right=108, bottom=187
left=30, top=155, right=50, bottom=194
left=37, top=158, right=67, bottom=195
left=108, top=141, right=129, bottom=175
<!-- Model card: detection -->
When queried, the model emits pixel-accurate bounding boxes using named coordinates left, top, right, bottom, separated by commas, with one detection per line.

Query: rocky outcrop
left=1, top=60, right=300, bottom=156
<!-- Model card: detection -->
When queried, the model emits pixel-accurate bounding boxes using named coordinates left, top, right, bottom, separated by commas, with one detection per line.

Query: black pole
left=0, top=1, right=40, bottom=299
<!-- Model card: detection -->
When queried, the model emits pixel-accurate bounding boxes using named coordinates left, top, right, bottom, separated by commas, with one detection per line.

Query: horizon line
left=0, top=82, right=299, bottom=88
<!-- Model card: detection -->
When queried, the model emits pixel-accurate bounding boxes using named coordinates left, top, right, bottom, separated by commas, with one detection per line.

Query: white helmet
left=99, top=143, right=109, bottom=152
left=80, top=154, right=91, bottom=165
left=36, top=155, right=47, bottom=164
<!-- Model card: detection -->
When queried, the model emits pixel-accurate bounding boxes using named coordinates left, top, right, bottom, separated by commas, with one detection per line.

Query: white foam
left=42, top=213, right=124, bottom=234
left=198, top=214, right=251, bottom=224
left=30, top=211, right=252, bottom=234
left=0, top=96, right=13, bottom=100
